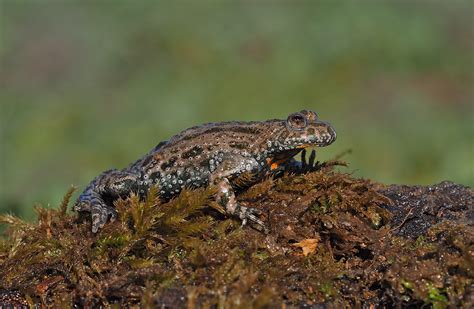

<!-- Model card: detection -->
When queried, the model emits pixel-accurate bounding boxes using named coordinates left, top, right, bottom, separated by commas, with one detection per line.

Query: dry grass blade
left=0, top=214, right=29, bottom=229
left=59, top=186, right=76, bottom=218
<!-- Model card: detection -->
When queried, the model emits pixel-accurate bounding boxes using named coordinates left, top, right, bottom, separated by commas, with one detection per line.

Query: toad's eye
left=287, top=113, right=307, bottom=130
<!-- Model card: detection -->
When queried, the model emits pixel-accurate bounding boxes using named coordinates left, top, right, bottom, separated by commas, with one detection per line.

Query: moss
left=0, top=160, right=472, bottom=307
left=426, top=282, right=448, bottom=309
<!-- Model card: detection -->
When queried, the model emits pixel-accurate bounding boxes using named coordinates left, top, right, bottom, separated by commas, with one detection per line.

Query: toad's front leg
left=273, top=149, right=319, bottom=175
left=211, top=155, right=268, bottom=233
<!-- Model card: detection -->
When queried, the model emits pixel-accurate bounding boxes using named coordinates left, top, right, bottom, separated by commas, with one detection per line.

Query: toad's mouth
left=299, top=124, right=337, bottom=147
left=296, top=144, right=311, bottom=149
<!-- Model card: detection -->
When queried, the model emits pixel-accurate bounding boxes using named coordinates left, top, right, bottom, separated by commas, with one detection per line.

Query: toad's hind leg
left=215, top=178, right=268, bottom=232
left=211, top=155, right=268, bottom=233
left=74, top=169, right=139, bottom=232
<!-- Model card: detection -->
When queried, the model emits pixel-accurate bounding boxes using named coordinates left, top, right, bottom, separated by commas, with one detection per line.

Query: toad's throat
left=267, top=148, right=305, bottom=170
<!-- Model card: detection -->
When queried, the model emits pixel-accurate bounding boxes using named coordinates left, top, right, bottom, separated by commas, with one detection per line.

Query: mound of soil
left=0, top=163, right=472, bottom=307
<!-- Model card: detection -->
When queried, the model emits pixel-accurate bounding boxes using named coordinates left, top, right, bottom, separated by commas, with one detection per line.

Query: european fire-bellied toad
left=74, top=110, right=337, bottom=233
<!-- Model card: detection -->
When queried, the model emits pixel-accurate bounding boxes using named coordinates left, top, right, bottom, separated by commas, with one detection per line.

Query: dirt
left=0, top=163, right=472, bottom=308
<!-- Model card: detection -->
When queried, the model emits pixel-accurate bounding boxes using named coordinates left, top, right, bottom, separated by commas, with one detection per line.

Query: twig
left=390, top=207, right=414, bottom=233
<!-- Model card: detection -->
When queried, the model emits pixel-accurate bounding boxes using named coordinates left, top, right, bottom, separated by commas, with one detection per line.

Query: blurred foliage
left=0, top=1, right=473, bottom=218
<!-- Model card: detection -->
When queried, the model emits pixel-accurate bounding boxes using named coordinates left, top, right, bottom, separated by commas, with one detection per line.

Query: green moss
left=426, top=282, right=448, bottom=309
left=0, top=165, right=472, bottom=307
left=319, top=281, right=336, bottom=299
left=401, top=279, right=414, bottom=291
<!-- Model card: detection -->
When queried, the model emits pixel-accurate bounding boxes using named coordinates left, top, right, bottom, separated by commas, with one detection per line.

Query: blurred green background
left=1, top=1, right=473, bottom=219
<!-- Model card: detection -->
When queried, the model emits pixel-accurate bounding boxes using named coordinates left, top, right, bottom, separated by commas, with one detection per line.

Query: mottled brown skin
left=74, top=110, right=337, bottom=233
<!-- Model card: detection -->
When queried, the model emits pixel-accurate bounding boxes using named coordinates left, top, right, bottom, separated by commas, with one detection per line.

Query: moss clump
left=0, top=162, right=472, bottom=307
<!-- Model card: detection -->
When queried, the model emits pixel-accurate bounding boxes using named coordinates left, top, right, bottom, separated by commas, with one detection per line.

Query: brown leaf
left=292, top=237, right=320, bottom=256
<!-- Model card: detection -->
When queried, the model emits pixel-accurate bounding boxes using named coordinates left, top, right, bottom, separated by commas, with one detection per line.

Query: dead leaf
left=292, top=237, right=320, bottom=256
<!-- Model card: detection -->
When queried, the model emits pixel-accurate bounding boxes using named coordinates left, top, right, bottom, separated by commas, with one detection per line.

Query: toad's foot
left=236, top=205, right=269, bottom=233
left=273, top=149, right=320, bottom=175
left=74, top=197, right=117, bottom=233
left=74, top=168, right=140, bottom=232
left=214, top=176, right=269, bottom=234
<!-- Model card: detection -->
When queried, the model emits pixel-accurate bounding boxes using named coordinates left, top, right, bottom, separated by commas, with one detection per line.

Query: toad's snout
left=308, top=120, right=336, bottom=146
left=327, top=124, right=337, bottom=143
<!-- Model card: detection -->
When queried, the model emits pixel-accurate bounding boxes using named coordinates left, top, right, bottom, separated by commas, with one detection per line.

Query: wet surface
left=382, top=181, right=473, bottom=238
